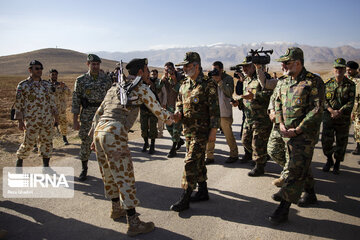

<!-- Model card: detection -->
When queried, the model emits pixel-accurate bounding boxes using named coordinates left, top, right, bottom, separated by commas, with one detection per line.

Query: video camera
left=208, top=68, right=220, bottom=77
left=248, top=47, right=273, bottom=65
left=229, top=65, right=243, bottom=79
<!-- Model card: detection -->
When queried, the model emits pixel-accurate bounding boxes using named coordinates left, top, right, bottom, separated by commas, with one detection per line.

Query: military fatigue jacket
left=14, top=77, right=58, bottom=123
left=324, top=76, right=355, bottom=120
left=157, top=71, right=183, bottom=112
left=176, top=73, right=220, bottom=137
left=72, top=71, right=112, bottom=122
left=275, top=68, right=325, bottom=135
left=50, top=80, right=71, bottom=114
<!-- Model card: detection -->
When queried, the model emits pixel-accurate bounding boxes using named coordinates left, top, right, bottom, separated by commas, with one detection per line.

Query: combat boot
left=322, top=154, right=334, bottom=172
left=79, top=160, right=88, bottom=181
left=142, top=138, right=149, bottom=152
left=239, top=149, right=252, bottom=163
left=63, top=135, right=69, bottom=145
left=225, top=156, right=238, bottom=163
left=190, top=181, right=209, bottom=202
left=333, top=160, right=340, bottom=175
left=110, top=201, right=126, bottom=220
left=268, top=200, right=291, bottom=224
left=353, top=143, right=360, bottom=155
left=271, top=189, right=282, bottom=202
left=126, top=213, right=155, bottom=236
left=272, top=177, right=285, bottom=187
left=205, top=158, right=215, bottom=165
left=16, top=159, right=23, bottom=167
left=43, top=158, right=50, bottom=167
left=170, top=188, right=193, bottom=212
left=167, top=142, right=177, bottom=158
left=176, top=138, right=185, bottom=150
left=298, top=188, right=317, bottom=207
left=148, top=139, right=155, bottom=154
left=248, top=164, right=265, bottom=177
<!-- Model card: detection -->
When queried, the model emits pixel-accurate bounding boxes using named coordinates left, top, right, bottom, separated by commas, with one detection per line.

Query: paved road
left=1, top=109, right=360, bottom=240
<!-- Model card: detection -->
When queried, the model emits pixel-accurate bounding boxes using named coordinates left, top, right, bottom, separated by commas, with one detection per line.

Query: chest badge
left=85, top=89, right=91, bottom=95
left=192, top=96, right=199, bottom=104
left=209, top=87, right=216, bottom=95
left=296, top=98, right=302, bottom=104
left=326, top=92, right=332, bottom=99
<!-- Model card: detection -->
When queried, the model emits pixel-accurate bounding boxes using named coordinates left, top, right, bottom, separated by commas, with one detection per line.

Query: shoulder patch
left=306, top=72, right=314, bottom=78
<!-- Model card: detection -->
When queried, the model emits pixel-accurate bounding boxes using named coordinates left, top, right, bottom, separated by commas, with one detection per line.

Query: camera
left=248, top=47, right=273, bottom=65
left=150, top=77, right=157, bottom=82
left=230, top=65, right=243, bottom=79
left=208, top=68, right=220, bottom=77
left=166, top=68, right=174, bottom=75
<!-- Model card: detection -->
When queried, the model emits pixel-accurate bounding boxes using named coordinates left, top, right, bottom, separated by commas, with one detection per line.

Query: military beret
left=87, top=54, right=102, bottom=63
left=49, top=68, right=58, bottom=74
left=276, top=47, right=304, bottom=62
left=176, top=52, right=201, bottom=66
left=28, top=60, right=43, bottom=69
left=333, top=58, right=346, bottom=68
left=346, top=61, right=359, bottom=70
left=126, top=58, right=148, bottom=70
left=238, top=56, right=253, bottom=66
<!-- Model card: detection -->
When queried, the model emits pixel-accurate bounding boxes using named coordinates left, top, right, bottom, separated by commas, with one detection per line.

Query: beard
left=185, top=67, right=196, bottom=78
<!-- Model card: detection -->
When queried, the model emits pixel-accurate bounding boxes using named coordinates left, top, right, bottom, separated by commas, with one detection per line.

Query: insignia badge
left=16, top=91, right=22, bottom=99
left=336, top=58, right=341, bottom=63
left=311, top=88, right=318, bottom=95
left=209, top=87, right=216, bottom=95
left=252, top=89, right=256, bottom=94
left=326, top=92, right=332, bottom=98
left=296, top=98, right=301, bottom=104
left=85, top=89, right=91, bottom=95
left=192, top=96, right=199, bottom=104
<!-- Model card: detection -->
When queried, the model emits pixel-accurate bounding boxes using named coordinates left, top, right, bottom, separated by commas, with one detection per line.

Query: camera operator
left=205, top=61, right=239, bottom=164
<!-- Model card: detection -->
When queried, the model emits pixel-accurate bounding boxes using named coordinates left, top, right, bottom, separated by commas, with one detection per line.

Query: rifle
left=118, top=60, right=128, bottom=105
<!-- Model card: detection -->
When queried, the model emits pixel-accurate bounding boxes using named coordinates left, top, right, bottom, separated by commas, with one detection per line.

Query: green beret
left=333, top=58, right=346, bottom=68
left=87, top=54, right=101, bottom=63
left=126, top=58, right=148, bottom=70
left=28, top=60, right=43, bottom=69
left=175, top=52, right=201, bottom=66
left=49, top=68, right=58, bottom=74
left=276, top=47, right=304, bottom=62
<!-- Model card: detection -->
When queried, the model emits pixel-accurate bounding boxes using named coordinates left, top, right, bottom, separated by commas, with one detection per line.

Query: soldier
left=72, top=54, right=112, bottom=181
left=346, top=61, right=360, bottom=154
left=170, top=52, right=220, bottom=212
left=157, top=62, right=185, bottom=158
left=152, top=69, right=167, bottom=138
left=269, top=47, right=325, bottom=224
left=231, top=57, right=273, bottom=176
left=49, top=69, right=71, bottom=145
left=322, top=58, right=355, bottom=174
left=205, top=61, right=238, bottom=164
left=89, top=58, right=173, bottom=236
left=14, top=60, right=58, bottom=168
left=140, top=69, right=160, bottom=154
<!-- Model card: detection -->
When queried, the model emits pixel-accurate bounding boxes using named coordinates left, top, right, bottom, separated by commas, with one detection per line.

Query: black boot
left=352, top=143, right=360, bottom=155
left=272, top=189, right=282, bottom=202
left=298, top=188, right=317, bottom=207
left=43, top=158, right=50, bottom=167
left=333, top=160, right=340, bottom=175
left=63, top=135, right=69, bottom=145
left=148, top=139, right=155, bottom=155
left=79, top=161, right=88, bottom=181
left=248, top=164, right=265, bottom=177
left=190, top=181, right=209, bottom=202
left=268, top=200, right=291, bottom=224
left=170, top=188, right=193, bottom=212
left=176, top=138, right=185, bottom=150
left=322, top=154, right=334, bottom=172
left=239, top=149, right=252, bottom=163
left=16, top=159, right=23, bottom=167
left=167, top=142, right=177, bottom=158
left=141, top=138, right=149, bottom=152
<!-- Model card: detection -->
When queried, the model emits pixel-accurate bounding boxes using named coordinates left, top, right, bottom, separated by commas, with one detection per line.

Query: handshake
left=165, top=112, right=182, bottom=125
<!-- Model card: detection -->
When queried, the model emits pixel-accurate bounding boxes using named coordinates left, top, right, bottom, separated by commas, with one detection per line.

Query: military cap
left=126, top=58, right=148, bottom=70
left=346, top=60, right=359, bottom=70
left=28, top=60, right=43, bottom=69
left=49, top=68, right=58, bottom=74
left=175, top=52, right=201, bottom=66
left=333, top=58, right=346, bottom=68
left=276, top=47, right=304, bottom=62
left=238, top=56, right=253, bottom=66
left=87, top=54, right=102, bottom=63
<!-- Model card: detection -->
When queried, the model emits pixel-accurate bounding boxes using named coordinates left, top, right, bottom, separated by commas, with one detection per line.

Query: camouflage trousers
left=321, top=117, right=351, bottom=161
left=242, top=121, right=272, bottom=166
left=354, top=115, right=360, bottom=143
left=79, top=121, right=93, bottom=162
left=140, top=109, right=158, bottom=139
left=58, top=113, right=68, bottom=136
left=267, top=124, right=288, bottom=179
left=17, top=120, right=54, bottom=159
left=280, top=134, right=316, bottom=204
left=181, top=135, right=208, bottom=190
left=94, top=120, right=139, bottom=209
left=166, top=121, right=182, bottom=143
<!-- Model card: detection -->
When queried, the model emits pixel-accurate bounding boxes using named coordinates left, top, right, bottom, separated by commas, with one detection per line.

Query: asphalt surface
left=1, top=109, right=360, bottom=240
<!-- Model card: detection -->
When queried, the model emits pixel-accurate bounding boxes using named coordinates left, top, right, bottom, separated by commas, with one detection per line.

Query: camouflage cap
left=333, top=58, right=346, bottom=68
left=49, top=68, right=58, bottom=74
left=28, top=60, right=43, bottom=69
left=276, top=47, right=304, bottom=62
left=175, top=52, right=201, bottom=66
left=126, top=58, right=148, bottom=70
left=87, top=54, right=102, bottom=63
left=238, top=56, right=253, bottom=66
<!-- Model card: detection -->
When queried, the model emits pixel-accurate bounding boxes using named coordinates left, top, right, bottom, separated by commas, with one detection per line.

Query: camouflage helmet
left=175, top=52, right=201, bottom=66
left=276, top=47, right=304, bottom=62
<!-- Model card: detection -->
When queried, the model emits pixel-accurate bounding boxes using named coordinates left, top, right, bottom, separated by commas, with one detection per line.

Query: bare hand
left=73, top=119, right=80, bottom=130
left=90, top=142, right=96, bottom=152
left=241, top=90, right=254, bottom=100
left=18, top=120, right=26, bottom=131
left=269, top=110, right=276, bottom=123
left=231, top=100, right=239, bottom=107
left=173, top=112, right=182, bottom=123
left=331, top=110, right=341, bottom=119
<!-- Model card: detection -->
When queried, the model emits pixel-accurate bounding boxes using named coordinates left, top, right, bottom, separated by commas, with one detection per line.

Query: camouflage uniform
left=14, top=77, right=58, bottom=159
left=322, top=76, right=355, bottom=161
left=90, top=76, right=171, bottom=209
left=241, top=72, right=273, bottom=168
left=72, top=71, right=112, bottom=162
left=347, top=73, right=360, bottom=144
left=275, top=68, right=325, bottom=203
left=140, top=81, right=159, bottom=140
left=176, top=73, right=220, bottom=190
left=51, top=81, right=71, bottom=135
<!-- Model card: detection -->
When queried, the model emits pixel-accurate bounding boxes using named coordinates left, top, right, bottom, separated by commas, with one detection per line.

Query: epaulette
left=325, top=77, right=334, bottom=84
left=279, top=75, right=288, bottom=80
left=18, top=79, right=29, bottom=87
left=306, top=72, right=315, bottom=79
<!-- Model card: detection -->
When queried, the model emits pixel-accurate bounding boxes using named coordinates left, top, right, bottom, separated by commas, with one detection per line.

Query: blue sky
left=0, top=0, right=359, bottom=56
